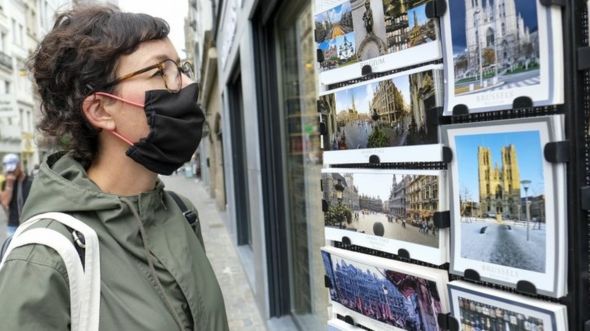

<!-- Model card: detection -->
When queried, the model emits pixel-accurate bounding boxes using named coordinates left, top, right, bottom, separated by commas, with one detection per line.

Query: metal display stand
left=320, top=0, right=590, bottom=329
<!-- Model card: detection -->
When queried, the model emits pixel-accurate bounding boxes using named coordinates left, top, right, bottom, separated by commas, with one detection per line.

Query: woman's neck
left=87, top=136, right=157, bottom=196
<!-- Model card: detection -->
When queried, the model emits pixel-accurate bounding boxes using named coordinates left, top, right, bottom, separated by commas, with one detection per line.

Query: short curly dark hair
left=29, top=5, right=169, bottom=167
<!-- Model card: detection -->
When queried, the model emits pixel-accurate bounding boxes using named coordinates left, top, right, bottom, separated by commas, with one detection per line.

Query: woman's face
left=106, top=37, right=191, bottom=144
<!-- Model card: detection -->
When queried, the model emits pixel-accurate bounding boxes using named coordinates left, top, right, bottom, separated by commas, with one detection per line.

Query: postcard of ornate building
left=321, top=168, right=448, bottom=264
left=441, top=115, right=567, bottom=298
left=440, top=0, right=564, bottom=114
left=318, top=65, right=443, bottom=154
left=448, top=281, right=569, bottom=331
left=314, top=0, right=442, bottom=91
left=322, top=246, right=449, bottom=331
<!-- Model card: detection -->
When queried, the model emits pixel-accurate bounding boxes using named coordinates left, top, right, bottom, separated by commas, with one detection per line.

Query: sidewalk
left=161, top=174, right=267, bottom=331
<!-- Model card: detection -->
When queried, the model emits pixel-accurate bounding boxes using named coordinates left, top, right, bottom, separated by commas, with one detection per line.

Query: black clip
left=442, top=147, right=453, bottom=163
left=433, top=211, right=450, bottom=229
left=322, top=200, right=328, bottom=212
left=452, top=104, right=469, bottom=116
left=369, top=155, right=381, bottom=164
left=539, top=0, right=566, bottom=6
left=316, top=49, right=324, bottom=63
left=578, top=47, right=590, bottom=71
left=320, top=179, right=323, bottom=192
left=324, top=275, right=332, bottom=288
left=512, top=96, right=533, bottom=109
left=464, top=269, right=481, bottom=282
left=373, top=222, right=385, bottom=237
left=516, top=280, right=537, bottom=296
left=437, top=313, right=460, bottom=331
left=342, top=236, right=352, bottom=246
left=361, top=65, right=372, bottom=76
left=425, top=0, right=447, bottom=18
left=544, top=141, right=570, bottom=163
left=581, top=186, right=590, bottom=211
left=343, top=315, right=355, bottom=326
left=397, top=248, right=410, bottom=260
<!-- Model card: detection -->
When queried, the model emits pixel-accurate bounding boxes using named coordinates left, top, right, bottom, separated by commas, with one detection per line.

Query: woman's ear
left=82, top=94, right=116, bottom=131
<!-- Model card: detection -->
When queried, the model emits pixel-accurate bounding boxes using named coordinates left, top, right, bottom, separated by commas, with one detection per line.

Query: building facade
left=0, top=0, right=71, bottom=172
left=478, top=144, right=521, bottom=220
left=463, top=0, right=534, bottom=77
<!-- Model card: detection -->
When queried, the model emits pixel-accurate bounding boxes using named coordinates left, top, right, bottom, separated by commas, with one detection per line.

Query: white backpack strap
left=0, top=228, right=83, bottom=331
left=0, top=212, right=100, bottom=331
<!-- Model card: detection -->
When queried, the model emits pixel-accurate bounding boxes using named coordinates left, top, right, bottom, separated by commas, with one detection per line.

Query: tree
left=367, top=127, right=389, bottom=148
left=325, top=204, right=353, bottom=227
left=482, top=47, right=495, bottom=67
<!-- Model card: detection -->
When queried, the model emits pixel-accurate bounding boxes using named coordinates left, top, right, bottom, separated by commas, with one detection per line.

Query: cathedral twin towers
left=478, top=144, right=521, bottom=221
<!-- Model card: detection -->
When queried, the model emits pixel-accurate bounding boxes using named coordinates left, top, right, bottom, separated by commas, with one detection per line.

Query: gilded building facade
left=478, top=145, right=521, bottom=220
left=406, top=175, right=438, bottom=223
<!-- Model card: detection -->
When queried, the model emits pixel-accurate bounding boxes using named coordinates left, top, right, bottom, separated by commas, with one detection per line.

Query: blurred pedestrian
left=0, top=5, right=228, bottom=331
left=0, top=154, right=33, bottom=237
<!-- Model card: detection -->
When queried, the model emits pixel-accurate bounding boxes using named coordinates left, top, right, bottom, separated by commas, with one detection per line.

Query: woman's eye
left=151, top=69, right=164, bottom=78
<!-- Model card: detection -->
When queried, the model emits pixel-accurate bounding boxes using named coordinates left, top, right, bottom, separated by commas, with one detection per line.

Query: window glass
left=277, top=3, right=327, bottom=329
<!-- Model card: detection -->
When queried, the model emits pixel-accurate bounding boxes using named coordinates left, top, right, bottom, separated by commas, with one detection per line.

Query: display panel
left=322, top=168, right=448, bottom=264
left=441, top=116, right=567, bottom=297
left=314, top=0, right=442, bottom=90
left=448, top=280, right=568, bottom=331
left=322, top=246, right=449, bottom=331
left=440, top=0, right=563, bottom=114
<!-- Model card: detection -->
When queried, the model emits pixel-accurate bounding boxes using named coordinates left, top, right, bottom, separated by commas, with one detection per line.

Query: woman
left=0, top=5, right=229, bottom=331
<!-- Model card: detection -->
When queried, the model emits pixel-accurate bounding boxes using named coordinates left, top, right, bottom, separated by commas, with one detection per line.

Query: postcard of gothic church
left=448, top=281, right=569, bottom=331
left=322, top=246, right=449, bottom=331
left=321, top=168, right=448, bottom=265
left=441, top=115, right=567, bottom=298
left=440, top=0, right=564, bottom=114
left=318, top=65, right=444, bottom=163
left=314, top=0, right=442, bottom=92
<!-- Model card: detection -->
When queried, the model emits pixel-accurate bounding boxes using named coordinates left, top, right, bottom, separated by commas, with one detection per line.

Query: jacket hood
left=20, top=152, right=165, bottom=222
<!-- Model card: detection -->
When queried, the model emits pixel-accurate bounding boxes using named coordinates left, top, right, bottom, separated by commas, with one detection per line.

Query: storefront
left=216, top=0, right=327, bottom=328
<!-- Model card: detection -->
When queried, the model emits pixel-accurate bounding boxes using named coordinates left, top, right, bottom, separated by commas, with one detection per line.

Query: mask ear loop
left=91, top=92, right=144, bottom=146
left=94, top=92, right=145, bottom=108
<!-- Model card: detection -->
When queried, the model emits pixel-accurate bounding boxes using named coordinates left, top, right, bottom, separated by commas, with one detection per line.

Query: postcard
left=314, top=0, right=442, bottom=91
left=440, top=0, right=564, bottom=114
left=441, top=116, right=567, bottom=297
left=322, top=246, right=449, bottom=330
left=448, top=280, right=568, bottom=331
left=322, top=168, right=448, bottom=264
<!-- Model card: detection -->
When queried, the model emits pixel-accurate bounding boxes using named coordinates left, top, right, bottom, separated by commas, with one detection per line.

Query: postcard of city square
left=448, top=0, right=541, bottom=96
left=322, top=251, right=443, bottom=331
left=321, top=70, right=439, bottom=150
left=322, top=172, right=440, bottom=248
left=454, top=130, right=547, bottom=273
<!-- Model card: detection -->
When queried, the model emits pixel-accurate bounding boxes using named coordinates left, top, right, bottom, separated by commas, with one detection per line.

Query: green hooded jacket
left=0, top=152, right=229, bottom=331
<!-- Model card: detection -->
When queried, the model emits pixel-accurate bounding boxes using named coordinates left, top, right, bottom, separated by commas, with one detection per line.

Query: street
left=347, top=212, right=439, bottom=248
left=456, top=69, right=541, bottom=95
left=460, top=218, right=546, bottom=272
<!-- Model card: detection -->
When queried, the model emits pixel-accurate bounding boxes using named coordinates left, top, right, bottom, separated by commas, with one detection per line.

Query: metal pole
left=525, top=191, right=530, bottom=241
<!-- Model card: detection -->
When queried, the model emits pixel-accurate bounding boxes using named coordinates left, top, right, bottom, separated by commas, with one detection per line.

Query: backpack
left=0, top=191, right=199, bottom=331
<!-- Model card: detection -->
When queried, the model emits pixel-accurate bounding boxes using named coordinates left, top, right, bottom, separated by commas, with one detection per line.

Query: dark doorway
left=227, top=69, right=252, bottom=247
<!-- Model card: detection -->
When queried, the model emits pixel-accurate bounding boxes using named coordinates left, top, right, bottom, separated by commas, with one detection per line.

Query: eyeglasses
left=101, top=59, right=194, bottom=93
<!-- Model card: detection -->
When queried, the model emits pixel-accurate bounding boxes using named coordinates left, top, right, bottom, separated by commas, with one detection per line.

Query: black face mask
left=100, top=83, right=204, bottom=175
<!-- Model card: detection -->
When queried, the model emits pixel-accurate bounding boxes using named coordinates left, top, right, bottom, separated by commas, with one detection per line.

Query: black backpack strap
left=167, top=191, right=199, bottom=231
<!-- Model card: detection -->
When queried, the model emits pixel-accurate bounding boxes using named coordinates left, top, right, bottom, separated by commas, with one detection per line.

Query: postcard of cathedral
left=440, top=115, right=567, bottom=298
left=322, top=246, right=449, bottom=331
left=318, top=65, right=443, bottom=156
left=321, top=168, right=448, bottom=265
left=439, top=0, right=564, bottom=114
left=314, top=0, right=442, bottom=93
left=448, top=281, right=569, bottom=331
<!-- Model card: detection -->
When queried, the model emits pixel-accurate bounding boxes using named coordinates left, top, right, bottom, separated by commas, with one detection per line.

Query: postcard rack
left=316, top=0, right=590, bottom=329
